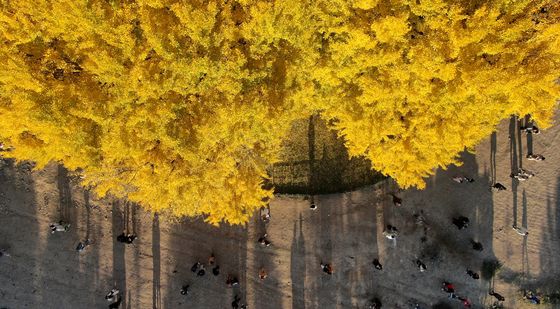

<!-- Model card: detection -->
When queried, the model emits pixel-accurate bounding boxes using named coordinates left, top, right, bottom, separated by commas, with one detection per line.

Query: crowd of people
left=325, top=121, right=544, bottom=308
left=35, top=120, right=546, bottom=308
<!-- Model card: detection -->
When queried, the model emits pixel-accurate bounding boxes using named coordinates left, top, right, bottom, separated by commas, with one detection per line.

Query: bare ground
left=1, top=113, right=560, bottom=308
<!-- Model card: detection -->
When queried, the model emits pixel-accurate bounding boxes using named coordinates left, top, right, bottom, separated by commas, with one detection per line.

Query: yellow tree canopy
left=0, top=0, right=559, bottom=224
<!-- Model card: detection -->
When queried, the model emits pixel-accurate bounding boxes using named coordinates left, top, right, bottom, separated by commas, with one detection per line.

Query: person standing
left=180, top=285, right=190, bottom=295
left=512, top=225, right=529, bottom=236
left=452, top=216, right=469, bottom=230
left=466, top=269, right=479, bottom=279
left=372, top=259, right=383, bottom=270
left=489, top=290, right=505, bottom=301
left=259, top=268, right=268, bottom=280
left=416, top=260, right=427, bottom=272
left=471, top=240, right=483, bottom=251
left=320, top=262, right=334, bottom=275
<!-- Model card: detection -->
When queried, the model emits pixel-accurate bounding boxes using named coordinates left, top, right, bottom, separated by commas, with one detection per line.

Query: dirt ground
left=1, top=113, right=560, bottom=309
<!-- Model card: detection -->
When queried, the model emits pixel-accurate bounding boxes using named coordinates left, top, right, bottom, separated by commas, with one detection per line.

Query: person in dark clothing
left=191, top=262, right=201, bottom=273
left=180, top=285, right=190, bottom=295
left=452, top=216, right=469, bottom=229
left=320, top=262, right=334, bottom=275
left=213, top=265, right=220, bottom=276
left=232, top=295, right=241, bottom=309
left=489, top=290, right=505, bottom=301
left=390, top=194, right=402, bottom=207
left=466, top=269, right=479, bottom=279
left=372, top=259, right=383, bottom=270
left=416, top=260, right=427, bottom=272
left=471, top=240, right=483, bottom=251
left=108, top=296, right=122, bottom=309
left=458, top=296, right=472, bottom=308
left=258, top=234, right=271, bottom=247
left=116, top=233, right=137, bottom=244
left=492, top=183, right=507, bottom=191
left=197, top=265, right=205, bottom=277
left=226, top=275, right=239, bottom=287
left=105, top=288, right=120, bottom=302
left=369, top=297, right=382, bottom=308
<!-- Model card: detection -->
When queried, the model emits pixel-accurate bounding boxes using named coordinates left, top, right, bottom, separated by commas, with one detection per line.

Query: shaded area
left=161, top=218, right=249, bottom=308
left=0, top=160, right=41, bottom=307
left=490, top=132, right=497, bottom=185
left=152, top=214, right=161, bottom=309
left=418, top=148, right=497, bottom=308
left=290, top=214, right=306, bottom=309
left=510, top=116, right=520, bottom=228
left=111, top=201, right=127, bottom=308
left=271, top=116, right=384, bottom=194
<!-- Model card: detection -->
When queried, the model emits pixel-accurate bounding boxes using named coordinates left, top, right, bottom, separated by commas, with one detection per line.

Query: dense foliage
left=0, top=0, right=558, bottom=224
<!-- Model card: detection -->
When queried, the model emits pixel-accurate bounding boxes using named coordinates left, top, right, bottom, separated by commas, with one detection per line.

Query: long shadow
left=162, top=217, right=249, bottom=308
left=0, top=160, right=41, bottom=307
left=111, top=201, right=127, bottom=308
left=535, top=179, right=560, bottom=298
left=291, top=214, right=306, bottom=309
left=57, top=165, right=73, bottom=223
left=50, top=165, right=79, bottom=307
left=80, top=189, right=102, bottom=305
left=510, top=116, right=519, bottom=227
left=521, top=190, right=529, bottom=278
left=424, top=148, right=497, bottom=307
left=250, top=213, right=283, bottom=309
left=152, top=213, right=161, bottom=309
left=524, top=115, right=533, bottom=156
left=490, top=132, right=497, bottom=185
left=130, top=202, right=141, bottom=309
left=308, top=114, right=317, bottom=192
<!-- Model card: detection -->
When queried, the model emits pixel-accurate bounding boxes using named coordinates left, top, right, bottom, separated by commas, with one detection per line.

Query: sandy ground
left=1, top=113, right=560, bottom=309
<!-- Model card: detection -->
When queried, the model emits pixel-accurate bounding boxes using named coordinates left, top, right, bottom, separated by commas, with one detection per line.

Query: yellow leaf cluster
left=0, top=0, right=558, bottom=224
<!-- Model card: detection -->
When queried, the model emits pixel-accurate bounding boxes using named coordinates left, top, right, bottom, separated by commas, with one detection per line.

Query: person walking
left=466, top=269, right=479, bottom=279
left=471, top=240, right=483, bottom=251
left=191, top=261, right=202, bottom=273
left=226, top=275, right=239, bottom=287
left=180, top=285, right=190, bottom=295
left=108, top=296, right=122, bottom=309
left=441, top=282, right=455, bottom=294
left=76, top=239, right=91, bottom=253
left=382, top=225, right=398, bottom=239
left=416, top=260, right=427, bottom=272
left=105, top=288, right=120, bottom=302
left=452, top=216, right=469, bottom=230
left=458, top=296, right=472, bottom=308
left=50, top=221, right=70, bottom=234
left=213, top=265, right=220, bottom=276
left=489, top=290, right=505, bottom=301
left=197, top=264, right=206, bottom=277
left=259, top=268, right=268, bottom=280
left=232, top=295, right=241, bottom=309
left=116, top=232, right=137, bottom=244
left=372, top=259, right=383, bottom=270
left=320, top=262, right=334, bottom=275
left=491, top=183, right=507, bottom=191
left=390, top=194, right=402, bottom=207
left=258, top=234, right=271, bottom=247
left=368, top=297, right=382, bottom=308
left=512, top=225, right=529, bottom=236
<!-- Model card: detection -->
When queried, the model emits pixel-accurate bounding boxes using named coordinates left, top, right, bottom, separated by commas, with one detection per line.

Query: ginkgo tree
left=0, top=0, right=558, bottom=224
